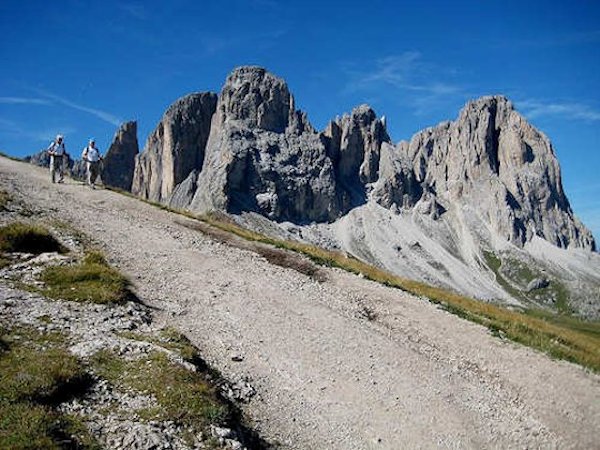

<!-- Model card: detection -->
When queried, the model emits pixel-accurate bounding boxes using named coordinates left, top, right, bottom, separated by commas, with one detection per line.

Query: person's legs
left=90, top=162, right=99, bottom=188
left=49, top=155, right=56, bottom=183
left=86, top=161, right=92, bottom=186
left=57, top=156, right=64, bottom=182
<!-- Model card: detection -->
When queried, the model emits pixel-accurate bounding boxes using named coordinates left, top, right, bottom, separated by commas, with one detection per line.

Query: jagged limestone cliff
left=129, top=66, right=599, bottom=317
left=132, top=93, right=217, bottom=203
left=131, top=67, right=594, bottom=251
left=102, top=121, right=139, bottom=191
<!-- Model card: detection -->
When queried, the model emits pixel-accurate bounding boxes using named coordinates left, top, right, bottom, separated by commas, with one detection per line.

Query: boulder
left=526, top=278, right=550, bottom=292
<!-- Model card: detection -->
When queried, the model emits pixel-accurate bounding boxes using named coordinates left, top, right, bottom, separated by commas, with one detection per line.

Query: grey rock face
left=397, top=96, right=595, bottom=250
left=371, top=142, right=422, bottom=211
left=102, top=121, right=139, bottom=190
left=131, top=92, right=217, bottom=202
left=190, top=67, right=344, bottom=223
left=323, top=105, right=390, bottom=208
left=168, top=169, right=199, bottom=209
left=191, top=121, right=340, bottom=223
left=216, top=65, right=310, bottom=134
left=132, top=67, right=595, bottom=252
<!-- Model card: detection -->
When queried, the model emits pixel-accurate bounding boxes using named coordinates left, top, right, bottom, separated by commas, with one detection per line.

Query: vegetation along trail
left=1, top=156, right=599, bottom=449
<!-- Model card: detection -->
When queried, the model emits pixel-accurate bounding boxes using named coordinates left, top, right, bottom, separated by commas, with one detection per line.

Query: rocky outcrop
left=102, top=121, right=139, bottom=190
left=71, top=159, right=87, bottom=180
left=132, top=67, right=392, bottom=223
left=131, top=67, right=595, bottom=252
left=26, top=149, right=75, bottom=171
left=393, top=96, right=595, bottom=250
left=131, top=93, right=218, bottom=203
left=189, top=67, right=340, bottom=222
left=323, top=105, right=390, bottom=209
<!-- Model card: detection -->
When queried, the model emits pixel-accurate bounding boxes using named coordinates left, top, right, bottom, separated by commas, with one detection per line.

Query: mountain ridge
left=131, top=66, right=595, bottom=251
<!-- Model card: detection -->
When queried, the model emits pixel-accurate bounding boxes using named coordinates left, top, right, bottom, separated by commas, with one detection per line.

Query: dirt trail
left=2, top=157, right=599, bottom=449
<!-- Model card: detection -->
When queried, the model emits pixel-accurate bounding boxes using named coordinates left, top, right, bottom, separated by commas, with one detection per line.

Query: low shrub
left=0, top=326, right=98, bottom=449
left=0, top=222, right=64, bottom=254
left=40, top=250, right=132, bottom=305
left=0, top=189, right=9, bottom=210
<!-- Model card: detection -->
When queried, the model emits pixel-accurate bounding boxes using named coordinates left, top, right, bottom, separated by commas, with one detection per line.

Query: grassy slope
left=40, top=251, right=134, bottom=305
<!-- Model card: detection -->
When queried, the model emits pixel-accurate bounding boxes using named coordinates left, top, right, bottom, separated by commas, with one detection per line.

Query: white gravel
left=2, top=156, right=599, bottom=449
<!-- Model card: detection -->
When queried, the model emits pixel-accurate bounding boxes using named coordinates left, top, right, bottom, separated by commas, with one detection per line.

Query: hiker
left=81, top=139, right=103, bottom=189
left=46, top=134, right=66, bottom=183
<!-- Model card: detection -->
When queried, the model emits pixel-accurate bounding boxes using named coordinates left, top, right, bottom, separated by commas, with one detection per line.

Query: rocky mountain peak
left=342, top=104, right=377, bottom=125
left=217, top=65, right=300, bottom=133
left=131, top=92, right=217, bottom=203
left=102, top=121, right=139, bottom=191
left=458, top=95, right=513, bottom=118
left=399, top=94, right=595, bottom=250
left=331, top=104, right=391, bottom=192
left=131, top=67, right=595, bottom=252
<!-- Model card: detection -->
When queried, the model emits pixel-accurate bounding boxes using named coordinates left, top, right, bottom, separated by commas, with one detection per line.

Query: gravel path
left=2, top=156, right=599, bottom=449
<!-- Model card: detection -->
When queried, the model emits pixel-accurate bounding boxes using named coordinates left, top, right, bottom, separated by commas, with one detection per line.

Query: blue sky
left=1, top=0, right=599, bottom=240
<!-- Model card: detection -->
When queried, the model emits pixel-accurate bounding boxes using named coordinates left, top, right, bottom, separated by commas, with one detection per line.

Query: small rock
left=211, top=425, right=233, bottom=439
left=527, top=278, right=550, bottom=292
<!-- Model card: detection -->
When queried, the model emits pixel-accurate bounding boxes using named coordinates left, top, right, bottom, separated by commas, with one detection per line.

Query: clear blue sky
left=1, top=0, right=599, bottom=240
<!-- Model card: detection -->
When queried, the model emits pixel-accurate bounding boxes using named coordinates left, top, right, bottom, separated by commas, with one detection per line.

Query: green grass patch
left=90, top=349, right=227, bottom=431
left=157, top=328, right=202, bottom=363
left=525, top=309, right=600, bottom=340
left=40, top=250, right=133, bottom=304
left=0, top=326, right=83, bottom=403
left=0, top=325, right=98, bottom=449
left=0, top=222, right=65, bottom=254
left=118, top=328, right=214, bottom=371
left=536, top=281, right=572, bottom=313
left=484, top=250, right=573, bottom=313
left=482, top=250, right=524, bottom=301
left=0, top=189, right=10, bottom=210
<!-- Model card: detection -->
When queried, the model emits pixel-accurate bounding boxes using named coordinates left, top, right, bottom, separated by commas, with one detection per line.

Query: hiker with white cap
left=81, top=138, right=103, bottom=189
left=46, top=134, right=66, bottom=183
